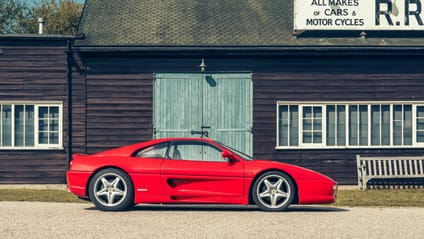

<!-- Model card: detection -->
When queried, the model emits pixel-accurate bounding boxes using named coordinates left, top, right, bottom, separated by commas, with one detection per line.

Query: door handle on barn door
left=201, top=126, right=211, bottom=129
left=191, top=130, right=209, bottom=138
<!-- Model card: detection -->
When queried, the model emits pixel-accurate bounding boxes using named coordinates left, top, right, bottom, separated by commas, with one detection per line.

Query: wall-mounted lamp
left=199, top=58, right=206, bottom=72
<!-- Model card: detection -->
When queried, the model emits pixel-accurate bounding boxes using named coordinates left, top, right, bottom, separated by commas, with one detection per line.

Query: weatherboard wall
left=79, top=52, right=424, bottom=184
left=0, top=37, right=85, bottom=184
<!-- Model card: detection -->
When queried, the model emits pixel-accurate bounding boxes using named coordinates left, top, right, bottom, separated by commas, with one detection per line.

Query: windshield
left=215, top=142, right=254, bottom=161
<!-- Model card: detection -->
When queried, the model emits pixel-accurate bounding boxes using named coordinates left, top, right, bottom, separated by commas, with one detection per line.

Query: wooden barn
left=2, top=0, right=424, bottom=184
left=0, top=35, right=76, bottom=183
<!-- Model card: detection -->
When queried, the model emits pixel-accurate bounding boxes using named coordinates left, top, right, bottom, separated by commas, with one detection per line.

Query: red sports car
left=67, top=138, right=337, bottom=211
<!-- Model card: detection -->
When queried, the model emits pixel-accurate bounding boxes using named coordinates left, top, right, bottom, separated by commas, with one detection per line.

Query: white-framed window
left=300, top=105, right=324, bottom=146
left=0, top=102, right=62, bottom=150
left=326, top=104, right=346, bottom=146
left=276, top=101, right=423, bottom=149
left=416, top=106, right=424, bottom=144
left=278, top=105, right=299, bottom=147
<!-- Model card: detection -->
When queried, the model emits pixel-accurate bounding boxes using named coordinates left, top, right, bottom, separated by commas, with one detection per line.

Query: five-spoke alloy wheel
left=252, top=171, right=295, bottom=212
left=88, top=168, right=134, bottom=211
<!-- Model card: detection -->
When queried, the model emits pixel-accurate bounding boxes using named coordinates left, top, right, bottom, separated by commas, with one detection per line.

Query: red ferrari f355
left=67, top=138, right=337, bottom=211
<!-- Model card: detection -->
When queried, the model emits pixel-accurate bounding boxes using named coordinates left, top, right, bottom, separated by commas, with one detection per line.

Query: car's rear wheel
left=252, top=171, right=295, bottom=212
left=88, top=168, right=133, bottom=211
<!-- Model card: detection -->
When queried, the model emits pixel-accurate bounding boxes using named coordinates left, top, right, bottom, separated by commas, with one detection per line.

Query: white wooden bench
left=356, top=155, right=424, bottom=190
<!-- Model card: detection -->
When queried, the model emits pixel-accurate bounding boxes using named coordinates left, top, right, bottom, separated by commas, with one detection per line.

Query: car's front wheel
left=88, top=168, right=134, bottom=211
left=252, top=171, right=295, bottom=212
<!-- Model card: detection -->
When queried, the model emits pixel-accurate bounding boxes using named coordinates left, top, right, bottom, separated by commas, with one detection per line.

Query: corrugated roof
left=75, top=0, right=424, bottom=47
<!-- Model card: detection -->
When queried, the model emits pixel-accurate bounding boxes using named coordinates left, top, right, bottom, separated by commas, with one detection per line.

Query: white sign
left=294, top=0, right=424, bottom=30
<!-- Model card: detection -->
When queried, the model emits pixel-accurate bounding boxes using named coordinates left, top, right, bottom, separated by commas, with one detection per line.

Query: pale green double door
left=153, top=73, right=253, bottom=155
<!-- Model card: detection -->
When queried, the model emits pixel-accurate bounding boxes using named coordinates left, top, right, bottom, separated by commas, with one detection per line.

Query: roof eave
left=72, top=45, right=424, bottom=56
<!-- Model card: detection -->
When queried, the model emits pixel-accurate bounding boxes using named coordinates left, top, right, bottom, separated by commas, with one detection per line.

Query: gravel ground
left=1, top=202, right=423, bottom=239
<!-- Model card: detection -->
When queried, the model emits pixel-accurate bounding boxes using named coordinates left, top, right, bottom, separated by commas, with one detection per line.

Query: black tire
left=88, top=168, right=134, bottom=211
left=252, top=171, right=295, bottom=212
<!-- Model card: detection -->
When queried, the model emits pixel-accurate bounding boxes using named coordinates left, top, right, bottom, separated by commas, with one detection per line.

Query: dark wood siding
left=81, top=54, right=424, bottom=184
left=0, top=39, right=77, bottom=183
left=70, top=53, right=87, bottom=155
left=85, top=74, right=152, bottom=153
left=252, top=56, right=424, bottom=184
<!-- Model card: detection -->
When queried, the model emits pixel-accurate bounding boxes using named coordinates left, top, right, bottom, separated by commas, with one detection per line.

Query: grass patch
left=332, top=189, right=424, bottom=207
left=1, top=189, right=424, bottom=207
left=0, top=189, right=87, bottom=203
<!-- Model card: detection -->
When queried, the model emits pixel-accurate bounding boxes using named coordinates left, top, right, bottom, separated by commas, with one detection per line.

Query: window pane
left=418, top=106, right=424, bottom=143
left=39, top=120, right=49, bottom=131
left=418, top=120, right=424, bottom=130
left=418, top=132, right=424, bottom=143
left=303, top=133, right=312, bottom=143
left=349, top=105, right=368, bottom=146
left=278, top=105, right=298, bottom=147
left=174, top=143, right=202, bottom=161
left=313, top=132, right=322, bottom=143
left=1, top=105, right=12, bottom=147
left=37, top=106, right=60, bottom=145
left=349, top=105, right=358, bottom=146
left=417, top=106, right=424, bottom=117
left=327, top=105, right=336, bottom=146
left=314, top=107, right=322, bottom=118
left=302, top=106, right=322, bottom=144
left=327, top=105, right=346, bottom=146
left=203, top=144, right=224, bottom=162
left=303, top=119, right=312, bottom=130
left=314, top=119, right=322, bottom=131
left=25, top=105, right=34, bottom=147
left=289, top=106, right=298, bottom=146
left=337, top=106, right=346, bottom=145
left=359, top=105, right=368, bottom=146
left=371, top=105, right=390, bottom=146
left=39, top=132, right=49, bottom=144
left=50, top=107, right=59, bottom=118
left=39, top=107, right=49, bottom=119
left=169, top=142, right=222, bottom=162
left=303, top=107, right=312, bottom=118
left=136, top=143, right=168, bottom=158
left=279, top=106, right=289, bottom=146
left=49, top=133, right=58, bottom=144
left=371, top=105, right=380, bottom=145
left=381, top=105, right=390, bottom=145
left=14, top=105, right=24, bottom=147
left=393, top=105, right=402, bottom=145
left=404, top=105, right=412, bottom=145
left=50, top=120, right=59, bottom=131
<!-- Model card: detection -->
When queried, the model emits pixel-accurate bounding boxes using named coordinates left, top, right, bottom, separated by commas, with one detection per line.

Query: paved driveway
left=1, top=202, right=423, bottom=239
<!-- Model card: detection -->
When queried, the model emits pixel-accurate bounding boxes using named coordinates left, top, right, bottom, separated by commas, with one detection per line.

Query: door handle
left=191, top=130, right=209, bottom=138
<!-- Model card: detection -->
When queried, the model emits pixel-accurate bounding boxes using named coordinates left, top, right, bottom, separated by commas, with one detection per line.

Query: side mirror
left=222, top=150, right=239, bottom=162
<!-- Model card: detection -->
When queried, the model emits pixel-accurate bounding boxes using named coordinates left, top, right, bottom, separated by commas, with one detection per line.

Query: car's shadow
left=84, top=204, right=348, bottom=213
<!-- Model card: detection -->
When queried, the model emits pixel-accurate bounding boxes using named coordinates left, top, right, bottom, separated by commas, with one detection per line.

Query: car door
left=130, top=142, right=168, bottom=203
left=161, top=141, right=245, bottom=202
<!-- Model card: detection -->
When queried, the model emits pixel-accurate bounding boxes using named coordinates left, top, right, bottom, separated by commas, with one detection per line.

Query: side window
left=135, top=143, right=168, bottom=158
left=169, top=142, right=225, bottom=162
